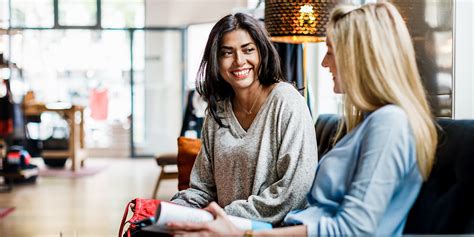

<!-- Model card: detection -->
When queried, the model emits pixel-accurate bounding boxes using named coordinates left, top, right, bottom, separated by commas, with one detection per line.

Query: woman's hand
left=166, top=202, right=245, bottom=237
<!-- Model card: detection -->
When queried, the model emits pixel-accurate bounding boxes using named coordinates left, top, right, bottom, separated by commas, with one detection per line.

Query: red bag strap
left=118, top=199, right=134, bottom=237
left=118, top=198, right=160, bottom=237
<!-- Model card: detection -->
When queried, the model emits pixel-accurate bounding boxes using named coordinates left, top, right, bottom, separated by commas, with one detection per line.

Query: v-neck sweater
left=171, top=82, right=318, bottom=225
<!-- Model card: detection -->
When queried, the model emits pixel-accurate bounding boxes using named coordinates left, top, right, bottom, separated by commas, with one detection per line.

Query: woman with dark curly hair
left=171, top=13, right=317, bottom=225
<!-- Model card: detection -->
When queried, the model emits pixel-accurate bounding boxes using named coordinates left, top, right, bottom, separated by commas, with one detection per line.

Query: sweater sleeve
left=224, top=94, right=318, bottom=225
left=171, top=117, right=217, bottom=208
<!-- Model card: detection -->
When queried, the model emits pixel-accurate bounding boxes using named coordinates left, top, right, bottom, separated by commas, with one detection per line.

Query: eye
left=220, top=50, right=233, bottom=57
left=244, top=47, right=255, bottom=54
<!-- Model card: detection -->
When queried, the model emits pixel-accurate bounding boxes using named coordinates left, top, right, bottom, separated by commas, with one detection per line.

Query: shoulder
left=355, top=105, right=412, bottom=142
left=271, top=82, right=302, bottom=99
left=266, top=82, right=313, bottom=127
left=365, top=105, right=408, bottom=126
left=269, top=82, right=306, bottom=108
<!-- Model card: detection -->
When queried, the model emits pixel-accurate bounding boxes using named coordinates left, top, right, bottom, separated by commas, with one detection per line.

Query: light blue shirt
left=284, top=105, right=423, bottom=236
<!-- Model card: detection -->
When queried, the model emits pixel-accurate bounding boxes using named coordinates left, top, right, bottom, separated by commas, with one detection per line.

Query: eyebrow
left=241, top=42, right=254, bottom=48
left=220, top=42, right=255, bottom=50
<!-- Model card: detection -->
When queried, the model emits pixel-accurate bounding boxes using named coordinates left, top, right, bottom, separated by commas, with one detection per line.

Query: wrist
left=243, top=230, right=254, bottom=237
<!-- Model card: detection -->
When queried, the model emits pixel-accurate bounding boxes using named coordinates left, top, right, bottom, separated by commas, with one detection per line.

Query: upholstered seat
left=315, top=115, right=474, bottom=234
left=155, top=153, right=178, bottom=166
left=404, top=119, right=474, bottom=234
left=314, top=114, right=340, bottom=158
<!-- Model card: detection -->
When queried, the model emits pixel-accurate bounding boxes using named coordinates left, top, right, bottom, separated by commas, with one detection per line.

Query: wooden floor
left=0, top=158, right=177, bottom=237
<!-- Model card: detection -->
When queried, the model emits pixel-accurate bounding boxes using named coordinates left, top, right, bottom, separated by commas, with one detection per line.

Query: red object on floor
left=0, top=207, right=15, bottom=220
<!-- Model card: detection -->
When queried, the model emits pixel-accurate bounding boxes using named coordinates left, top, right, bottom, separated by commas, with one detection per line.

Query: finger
left=166, top=222, right=206, bottom=231
left=175, top=232, right=210, bottom=237
left=205, top=202, right=227, bottom=218
left=173, top=230, right=211, bottom=237
left=168, top=229, right=192, bottom=236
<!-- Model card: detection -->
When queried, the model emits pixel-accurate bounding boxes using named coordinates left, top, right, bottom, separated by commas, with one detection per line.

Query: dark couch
left=315, top=114, right=474, bottom=234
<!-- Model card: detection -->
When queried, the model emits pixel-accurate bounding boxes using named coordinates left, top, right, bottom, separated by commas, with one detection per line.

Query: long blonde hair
left=328, top=2, right=437, bottom=180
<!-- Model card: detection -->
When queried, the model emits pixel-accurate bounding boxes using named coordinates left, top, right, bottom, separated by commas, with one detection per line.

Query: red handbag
left=119, top=198, right=161, bottom=237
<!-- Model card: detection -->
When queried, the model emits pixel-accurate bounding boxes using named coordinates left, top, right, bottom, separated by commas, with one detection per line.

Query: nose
left=234, top=52, right=245, bottom=66
left=321, top=54, right=329, bottom=68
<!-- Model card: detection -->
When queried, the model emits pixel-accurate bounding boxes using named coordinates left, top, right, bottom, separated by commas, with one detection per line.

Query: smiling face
left=321, top=37, right=343, bottom=94
left=218, top=29, right=261, bottom=92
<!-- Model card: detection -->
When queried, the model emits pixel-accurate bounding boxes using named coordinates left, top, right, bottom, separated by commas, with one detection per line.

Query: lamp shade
left=265, top=0, right=336, bottom=44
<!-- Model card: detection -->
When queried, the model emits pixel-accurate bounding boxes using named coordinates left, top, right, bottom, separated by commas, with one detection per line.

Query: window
left=186, top=23, right=213, bottom=90
left=58, top=0, right=97, bottom=26
left=5, top=0, right=187, bottom=157
left=10, top=0, right=54, bottom=27
left=102, top=0, right=144, bottom=28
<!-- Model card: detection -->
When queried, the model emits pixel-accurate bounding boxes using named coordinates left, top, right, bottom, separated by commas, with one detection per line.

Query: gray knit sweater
left=171, top=82, right=318, bottom=225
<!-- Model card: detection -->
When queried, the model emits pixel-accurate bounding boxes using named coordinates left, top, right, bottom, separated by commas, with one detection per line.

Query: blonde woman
left=167, top=2, right=438, bottom=236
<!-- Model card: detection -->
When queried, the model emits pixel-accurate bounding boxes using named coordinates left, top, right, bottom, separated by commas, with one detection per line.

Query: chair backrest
left=314, top=114, right=474, bottom=234
left=404, top=119, right=474, bottom=234
left=314, top=114, right=340, bottom=159
left=176, top=136, right=201, bottom=191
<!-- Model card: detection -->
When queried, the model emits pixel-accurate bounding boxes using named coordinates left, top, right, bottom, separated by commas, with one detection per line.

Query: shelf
left=42, top=150, right=70, bottom=158
left=0, top=29, right=21, bottom=35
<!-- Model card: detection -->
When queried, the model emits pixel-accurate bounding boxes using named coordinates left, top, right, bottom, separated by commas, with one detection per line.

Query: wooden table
left=24, top=103, right=85, bottom=171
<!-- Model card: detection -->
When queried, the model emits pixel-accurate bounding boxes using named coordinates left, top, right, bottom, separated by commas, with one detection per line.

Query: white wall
left=145, top=0, right=247, bottom=26
left=454, top=0, right=474, bottom=119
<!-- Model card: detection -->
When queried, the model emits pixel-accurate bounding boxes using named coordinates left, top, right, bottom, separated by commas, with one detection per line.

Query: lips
left=231, top=69, right=251, bottom=79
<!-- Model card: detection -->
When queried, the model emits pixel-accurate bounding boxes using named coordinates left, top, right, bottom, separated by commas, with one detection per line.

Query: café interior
left=0, top=0, right=473, bottom=236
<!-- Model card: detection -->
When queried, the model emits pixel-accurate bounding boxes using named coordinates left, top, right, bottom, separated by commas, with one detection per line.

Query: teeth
left=233, top=69, right=250, bottom=77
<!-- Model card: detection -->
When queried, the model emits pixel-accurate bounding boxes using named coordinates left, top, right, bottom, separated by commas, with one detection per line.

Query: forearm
left=171, top=187, right=215, bottom=208
left=170, top=194, right=200, bottom=208
left=252, top=225, right=307, bottom=237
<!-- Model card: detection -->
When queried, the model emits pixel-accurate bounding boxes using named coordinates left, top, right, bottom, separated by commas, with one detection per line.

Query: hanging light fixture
left=265, top=0, right=336, bottom=44
left=265, top=0, right=336, bottom=100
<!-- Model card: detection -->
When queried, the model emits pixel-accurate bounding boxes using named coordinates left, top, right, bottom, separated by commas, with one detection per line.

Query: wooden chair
left=151, top=137, right=202, bottom=198
left=152, top=153, right=178, bottom=199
